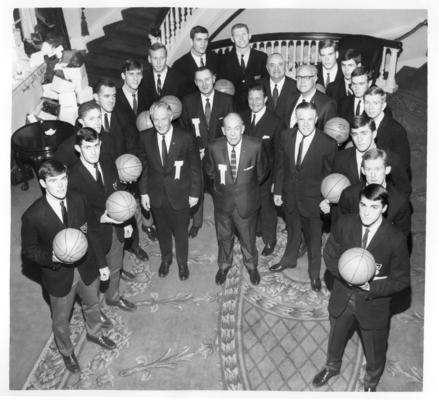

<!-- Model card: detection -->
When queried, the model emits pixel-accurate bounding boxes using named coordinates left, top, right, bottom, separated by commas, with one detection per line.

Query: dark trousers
left=214, top=207, right=258, bottom=271
left=49, top=270, right=101, bottom=356
left=326, top=295, right=388, bottom=389
left=151, top=197, right=190, bottom=266
left=258, top=179, right=277, bottom=245
left=102, top=227, right=124, bottom=303
left=190, top=171, right=211, bottom=228
left=281, top=208, right=322, bottom=279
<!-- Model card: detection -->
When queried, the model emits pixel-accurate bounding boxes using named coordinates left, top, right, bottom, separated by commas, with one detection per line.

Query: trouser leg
left=151, top=204, right=173, bottom=264
left=280, top=208, right=301, bottom=266
left=214, top=209, right=234, bottom=269
left=232, top=208, right=258, bottom=270
left=301, top=215, right=323, bottom=279
left=77, top=276, right=101, bottom=337
left=104, top=227, right=124, bottom=303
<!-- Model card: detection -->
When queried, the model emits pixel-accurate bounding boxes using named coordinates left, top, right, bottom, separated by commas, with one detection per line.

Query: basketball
left=136, top=110, right=154, bottom=131
left=106, top=191, right=137, bottom=222
left=53, top=228, right=88, bottom=264
left=324, top=117, right=350, bottom=145
left=115, top=154, right=143, bottom=182
left=160, top=95, right=183, bottom=120
left=338, top=247, right=376, bottom=285
left=321, top=173, right=351, bottom=203
left=214, top=79, right=235, bottom=96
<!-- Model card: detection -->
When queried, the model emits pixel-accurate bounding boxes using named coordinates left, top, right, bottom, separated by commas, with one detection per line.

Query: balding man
left=260, top=52, right=298, bottom=121
left=204, top=112, right=267, bottom=286
left=285, top=64, right=337, bottom=131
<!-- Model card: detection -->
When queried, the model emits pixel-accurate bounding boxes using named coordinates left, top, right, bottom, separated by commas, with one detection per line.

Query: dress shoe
left=269, top=262, right=294, bottom=272
left=188, top=225, right=200, bottom=238
left=311, top=278, right=322, bottom=292
left=100, top=311, right=113, bottom=330
left=364, top=385, right=376, bottom=392
left=128, top=246, right=149, bottom=261
left=86, top=334, right=117, bottom=350
left=62, top=352, right=80, bottom=373
left=178, top=264, right=189, bottom=281
left=261, top=242, right=276, bottom=256
left=107, top=296, right=137, bottom=311
left=142, top=224, right=157, bottom=241
left=158, top=261, right=171, bottom=278
left=312, top=367, right=339, bottom=387
left=248, top=269, right=261, bottom=285
left=120, top=269, right=136, bottom=281
left=215, top=267, right=231, bottom=285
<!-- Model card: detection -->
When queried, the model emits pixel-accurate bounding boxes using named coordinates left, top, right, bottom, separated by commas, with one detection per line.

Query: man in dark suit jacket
left=241, top=84, right=284, bottom=256
left=172, top=25, right=220, bottom=97
left=285, top=64, right=337, bottom=131
left=180, top=66, right=234, bottom=237
left=272, top=102, right=337, bottom=291
left=312, top=184, right=410, bottom=391
left=204, top=112, right=267, bottom=286
left=68, top=128, right=137, bottom=313
left=139, top=43, right=185, bottom=110
left=218, top=23, right=268, bottom=111
left=326, top=48, right=363, bottom=105
left=21, top=160, right=116, bottom=373
left=139, top=101, right=202, bottom=281
left=364, top=85, right=411, bottom=177
left=316, top=39, right=344, bottom=91
left=261, top=52, right=298, bottom=121
left=333, top=115, right=411, bottom=196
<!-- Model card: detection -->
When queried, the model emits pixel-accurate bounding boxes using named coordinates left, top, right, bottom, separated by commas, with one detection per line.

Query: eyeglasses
left=296, top=75, right=316, bottom=81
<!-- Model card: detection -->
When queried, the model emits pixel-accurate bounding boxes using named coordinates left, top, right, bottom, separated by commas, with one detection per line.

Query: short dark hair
left=231, top=23, right=249, bottom=34
left=362, top=148, right=389, bottom=168
left=78, top=100, right=101, bottom=120
left=296, top=101, right=317, bottom=113
left=351, top=114, right=376, bottom=132
left=351, top=66, right=372, bottom=80
left=360, top=183, right=389, bottom=208
left=149, top=27, right=161, bottom=38
left=319, top=39, right=338, bottom=53
left=248, top=83, right=266, bottom=97
left=149, top=42, right=167, bottom=56
left=38, top=159, right=67, bottom=181
left=75, top=127, right=100, bottom=146
left=194, top=66, right=214, bottom=79
left=93, top=78, right=116, bottom=94
left=190, top=25, right=208, bottom=40
left=365, top=85, right=387, bottom=101
left=341, top=48, right=362, bottom=64
left=122, top=59, right=143, bottom=73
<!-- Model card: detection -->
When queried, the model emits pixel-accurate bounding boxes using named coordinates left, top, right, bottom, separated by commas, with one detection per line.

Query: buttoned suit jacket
left=324, top=214, right=410, bottom=329
left=219, top=48, right=268, bottom=110
left=261, top=76, right=298, bottom=121
left=273, top=127, right=337, bottom=217
left=339, top=95, right=393, bottom=125
left=138, top=126, right=202, bottom=210
left=326, top=78, right=349, bottom=105
left=333, top=147, right=411, bottom=195
left=180, top=90, right=234, bottom=149
left=21, top=191, right=102, bottom=297
left=317, top=63, right=344, bottom=89
left=115, top=87, right=150, bottom=129
left=284, top=90, right=337, bottom=131
left=338, top=182, right=411, bottom=238
left=204, top=135, right=267, bottom=219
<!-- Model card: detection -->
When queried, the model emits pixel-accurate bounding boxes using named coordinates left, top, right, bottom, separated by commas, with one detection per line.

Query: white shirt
left=80, top=158, right=105, bottom=184
left=236, top=50, right=250, bottom=68
left=289, top=89, right=317, bottom=127
left=46, top=195, right=67, bottom=224
left=227, top=139, right=242, bottom=171
left=354, top=97, right=364, bottom=116
left=295, top=129, right=316, bottom=164
left=154, top=68, right=168, bottom=91
left=251, top=106, right=266, bottom=126
left=344, top=79, right=352, bottom=96
left=156, top=126, right=173, bottom=164
left=270, top=77, right=285, bottom=97
left=191, top=51, right=206, bottom=68
left=201, top=91, right=215, bottom=112
left=362, top=217, right=382, bottom=248
left=122, top=84, right=138, bottom=111
left=374, top=112, right=385, bottom=130
left=102, top=110, right=111, bottom=129
left=355, top=149, right=364, bottom=179
left=323, top=64, right=338, bottom=84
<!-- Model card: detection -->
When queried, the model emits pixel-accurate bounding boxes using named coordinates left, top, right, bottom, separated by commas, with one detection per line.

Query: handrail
left=394, top=19, right=427, bottom=41
left=209, top=9, right=245, bottom=42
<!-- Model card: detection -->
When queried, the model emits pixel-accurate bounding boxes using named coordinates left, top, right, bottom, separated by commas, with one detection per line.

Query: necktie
left=157, top=74, right=162, bottom=96
left=161, top=135, right=167, bottom=165
left=251, top=113, right=256, bottom=128
left=200, top=57, right=205, bottom=67
left=103, top=113, right=110, bottom=132
left=355, top=99, right=362, bottom=116
left=361, top=228, right=370, bottom=248
left=205, top=98, right=211, bottom=126
left=60, top=200, right=68, bottom=226
left=240, top=54, right=246, bottom=73
left=272, top=84, right=279, bottom=108
left=132, top=93, right=138, bottom=115
left=230, top=145, right=237, bottom=181
left=94, top=163, right=104, bottom=189
left=296, top=135, right=304, bottom=169
left=325, top=72, right=330, bottom=88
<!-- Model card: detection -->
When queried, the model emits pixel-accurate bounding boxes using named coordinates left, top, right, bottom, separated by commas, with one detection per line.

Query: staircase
left=85, top=7, right=168, bottom=87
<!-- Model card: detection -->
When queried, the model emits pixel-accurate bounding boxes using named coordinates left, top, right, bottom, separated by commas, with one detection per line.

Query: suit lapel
left=153, top=131, right=166, bottom=169
left=367, top=220, right=387, bottom=253
left=221, top=141, right=233, bottom=181
left=289, top=130, right=298, bottom=172
left=235, top=138, right=247, bottom=181
left=42, top=196, right=65, bottom=229
left=166, top=130, right=176, bottom=169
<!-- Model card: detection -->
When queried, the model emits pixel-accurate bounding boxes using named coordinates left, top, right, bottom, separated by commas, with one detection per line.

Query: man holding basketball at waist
left=21, top=160, right=116, bottom=374
left=312, top=184, right=410, bottom=391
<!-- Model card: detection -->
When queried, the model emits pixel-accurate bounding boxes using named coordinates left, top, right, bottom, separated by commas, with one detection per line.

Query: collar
left=157, top=125, right=173, bottom=140
left=252, top=106, right=266, bottom=123
left=46, top=193, right=67, bottom=210
left=298, top=129, right=316, bottom=142
left=300, top=89, right=317, bottom=102
left=270, top=76, right=285, bottom=89
left=201, top=91, right=215, bottom=103
left=122, top=84, right=137, bottom=97
left=374, top=112, right=385, bottom=129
